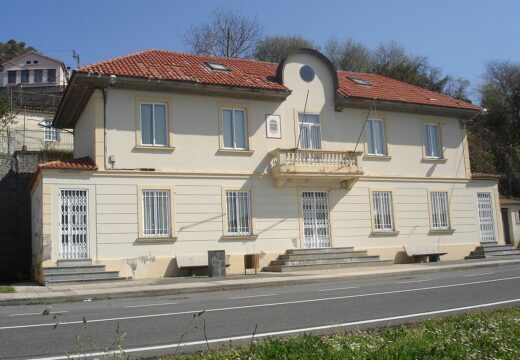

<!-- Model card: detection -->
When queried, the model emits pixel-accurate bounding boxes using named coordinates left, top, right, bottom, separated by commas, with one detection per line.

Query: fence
left=0, top=129, right=73, bottom=154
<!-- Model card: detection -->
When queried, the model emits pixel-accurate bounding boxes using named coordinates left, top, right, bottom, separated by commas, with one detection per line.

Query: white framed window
left=226, top=190, right=252, bottom=235
left=140, top=103, right=168, bottom=146
left=423, top=123, right=442, bottom=158
left=298, top=113, right=321, bottom=149
left=47, top=69, right=56, bottom=83
left=366, top=119, right=386, bottom=155
left=430, top=191, right=450, bottom=230
left=142, top=189, right=171, bottom=237
left=223, top=108, right=248, bottom=150
left=7, top=71, right=16, bottom=84
left=42, top=120, right=59, bottom=141
left=372, top=191, right=395, bottom=232
left=34, top=69, right=43, bottom=83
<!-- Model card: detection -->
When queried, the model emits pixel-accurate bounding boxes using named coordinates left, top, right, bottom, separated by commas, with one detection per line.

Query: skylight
left=349, top=77, right=371, bottom=86
left=207, top=62, right=230, bottom=71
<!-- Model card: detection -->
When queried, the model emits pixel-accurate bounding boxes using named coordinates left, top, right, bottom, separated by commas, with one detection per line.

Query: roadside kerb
left=1, top=259, right=520, bottom=306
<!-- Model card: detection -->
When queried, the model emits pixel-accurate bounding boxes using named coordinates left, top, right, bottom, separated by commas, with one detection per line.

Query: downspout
left=102, top=88, right=108, bottom=170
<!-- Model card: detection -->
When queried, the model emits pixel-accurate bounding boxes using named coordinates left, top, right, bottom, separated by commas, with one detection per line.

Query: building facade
left=30, top=49, right=503, bottom=280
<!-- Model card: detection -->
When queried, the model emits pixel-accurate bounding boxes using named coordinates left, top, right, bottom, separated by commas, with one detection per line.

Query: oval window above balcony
left=300, top=65, right=315, bottom=82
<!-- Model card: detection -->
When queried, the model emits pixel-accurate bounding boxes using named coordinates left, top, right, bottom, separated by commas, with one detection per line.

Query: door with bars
left=59, top=190, right=89, bottom=259
left=477, top=192, right=496, bottom=244
left=302, top=192, right=331, bottom=248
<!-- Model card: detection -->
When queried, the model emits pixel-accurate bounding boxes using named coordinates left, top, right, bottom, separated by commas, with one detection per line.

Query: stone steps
left=43, top=260, right=126, bottom=284
left=466, top=243, right=520, bottom=260
left=263, top=247, right=392, bottom=272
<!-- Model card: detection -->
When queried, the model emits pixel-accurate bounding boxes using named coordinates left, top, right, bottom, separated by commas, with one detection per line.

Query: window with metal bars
left=226, top=191, right=252, bottom=235
left=142, top=189, right=171, bottom=237
left=372, top=191, right=395, bottom=232
left=366, top=119, right=386, bottom=155
left=430, top=191, right=450, bottom=230
left=423, top=123, right=442, bottom=158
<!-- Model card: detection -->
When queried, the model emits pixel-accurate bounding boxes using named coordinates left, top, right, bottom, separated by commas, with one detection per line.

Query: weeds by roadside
left=0, top=286, right=15, bottom=293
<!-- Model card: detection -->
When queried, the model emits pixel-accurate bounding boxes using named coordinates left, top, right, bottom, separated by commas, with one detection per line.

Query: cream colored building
left=30, top=49, right=504, bottom=281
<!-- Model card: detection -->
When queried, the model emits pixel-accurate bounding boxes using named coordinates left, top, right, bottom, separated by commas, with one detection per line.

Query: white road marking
left=229, top=294, right=277, bottom=300
left=398, top=279, right=432, bottom=284
left=464, top=272, right=494, bottom=277
left=1, top=275, right=519, bottom=331
left=124, top=302, right=178, bottom=308
left=316, top=286, right=359, bottom=292
left=8, top=311, right=68, bottom=317
left=34, top=297, right=520, bottom=360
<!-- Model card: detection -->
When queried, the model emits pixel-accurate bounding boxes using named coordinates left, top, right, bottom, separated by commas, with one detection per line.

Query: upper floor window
left=34, top=69, right=43, bottom=83
left=7, top=71, right=16, bottom=84
left=21, top=70, right=29, bottom=84
left=366, top=119, right=386, bottom=156
left=298, top=113, right=321, bottom=149
left=223, top=108, right=248, bottom=150
left=47, top=69, right=56, bottom=83
left=423, top=123, right=442, bottom=158
left=140, top=103, right=168, bottom=146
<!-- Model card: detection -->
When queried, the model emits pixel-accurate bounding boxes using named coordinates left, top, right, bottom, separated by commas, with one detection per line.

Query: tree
left=324, top=38, right=372, bottom=72
left=253, top=35, right=317, bottom=63
left=0, top=39, right=37, bottom=69
left=184, top=7, right=263, bottom=58
left=469, top=60, right=520, bottom=197
left=0, top=98, right=15, bottom=133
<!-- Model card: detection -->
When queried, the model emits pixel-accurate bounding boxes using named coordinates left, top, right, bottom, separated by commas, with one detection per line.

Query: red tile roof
left=78, top=49, right=286, bottom=92
left=338, top=71, right=481, bottom=111
left=77, top=49, right=479, bottom=111
left=38, top=157, right=97, bottom=170
left=471, top=172, right=500, bottom=181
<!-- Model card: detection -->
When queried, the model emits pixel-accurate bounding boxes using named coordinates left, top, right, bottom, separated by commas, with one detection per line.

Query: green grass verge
left=0, top=286, right=15, bottom=293
left=165, top=306, right=520, bottom=359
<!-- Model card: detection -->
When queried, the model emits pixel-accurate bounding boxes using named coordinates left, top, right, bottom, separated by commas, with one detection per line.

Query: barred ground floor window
left=372, top=191, right=395, bottom=232
left=430, top=191, right=450, bottom=230
left=226, top=190, right=252, bottom=235
left=142, top=189, right=171, bottom=237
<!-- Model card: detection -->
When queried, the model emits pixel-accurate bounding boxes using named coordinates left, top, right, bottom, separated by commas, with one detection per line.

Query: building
left=29, top=48, right=505, bottom=281
left=500, top=198, right=520, bottom=246
left=0, top=51, right=72, bottom=153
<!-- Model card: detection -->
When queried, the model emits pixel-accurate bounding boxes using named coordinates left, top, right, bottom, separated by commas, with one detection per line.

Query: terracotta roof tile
left=38, top=157, right=97, bottom=170
left=471, top=172, right=500, bottom=180
left=78, top=49, right=480, bottom=111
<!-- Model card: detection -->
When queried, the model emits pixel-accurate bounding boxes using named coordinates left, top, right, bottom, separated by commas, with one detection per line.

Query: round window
left=299, top=65, right=315, bottom=82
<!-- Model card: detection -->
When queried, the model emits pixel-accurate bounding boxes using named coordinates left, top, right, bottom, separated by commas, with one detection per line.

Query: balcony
left=269, top=148, right=363, bottom=187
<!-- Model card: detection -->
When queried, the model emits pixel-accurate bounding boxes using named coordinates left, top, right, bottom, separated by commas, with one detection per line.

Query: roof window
left=348, top=77, right=371, bottom=86
left=207, top=62, right=230, bottom=71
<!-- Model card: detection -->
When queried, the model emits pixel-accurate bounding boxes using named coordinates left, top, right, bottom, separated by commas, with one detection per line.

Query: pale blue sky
left=2, top=0, right=519, bottom=101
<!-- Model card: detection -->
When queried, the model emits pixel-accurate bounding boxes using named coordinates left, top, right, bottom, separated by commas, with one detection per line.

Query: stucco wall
left=74, top=93, right=97, bottom=159
left=38, top=171, right=499, bottom=278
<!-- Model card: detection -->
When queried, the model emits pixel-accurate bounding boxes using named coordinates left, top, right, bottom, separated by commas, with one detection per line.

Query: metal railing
left=0, top=129, right=73, bottom=154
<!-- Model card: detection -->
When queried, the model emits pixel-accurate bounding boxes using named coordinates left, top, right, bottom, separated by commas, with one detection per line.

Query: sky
left=2, top=0, right=519, bottom=103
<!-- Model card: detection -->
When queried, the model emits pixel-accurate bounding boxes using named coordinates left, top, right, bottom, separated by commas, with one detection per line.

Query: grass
left=163, top=306, right=520, bottom=359
left=0, top=286, right=15, bottom=293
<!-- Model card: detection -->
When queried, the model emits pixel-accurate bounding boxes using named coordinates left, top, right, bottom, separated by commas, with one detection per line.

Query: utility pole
left=73, top=49, right=80, bottom=68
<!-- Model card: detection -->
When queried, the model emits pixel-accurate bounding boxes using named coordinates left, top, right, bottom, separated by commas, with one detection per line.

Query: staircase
left=43, top=260, right=127, bottom=284
left=466, top=243, right=520, bottom=259
left=262, top=247, right=392, bottom=272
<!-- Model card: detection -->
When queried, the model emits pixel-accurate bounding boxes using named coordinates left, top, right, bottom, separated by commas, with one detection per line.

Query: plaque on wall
left=266, top=114, right=282, bottom=138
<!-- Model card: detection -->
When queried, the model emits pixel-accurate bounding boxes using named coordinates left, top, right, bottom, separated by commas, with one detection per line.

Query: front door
left=59, top=189, right=89, bottom=259
left=302, top=191, right=331, bottom=248
left=477, top=192, right=496, bottom=244
left=501, top=208, right=512, bottom=245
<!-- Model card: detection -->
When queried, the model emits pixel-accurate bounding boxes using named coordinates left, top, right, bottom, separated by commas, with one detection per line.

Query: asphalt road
left=1, top=264, right=520, bottom=359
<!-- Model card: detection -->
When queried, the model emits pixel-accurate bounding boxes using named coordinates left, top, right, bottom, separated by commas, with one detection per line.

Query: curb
left=2, top=259, right=520, bottom=306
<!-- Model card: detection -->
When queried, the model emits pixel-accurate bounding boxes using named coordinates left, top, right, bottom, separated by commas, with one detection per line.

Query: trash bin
left=208, top=250, right=226, bottom=277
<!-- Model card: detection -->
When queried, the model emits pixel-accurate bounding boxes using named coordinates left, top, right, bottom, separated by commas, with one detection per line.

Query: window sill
left=221, top=234, right=258, bottom=241
left=363, top=155, right=392, bottom=161
left=370, top=231, right=399, bottom=237
left=134, top=145, right=175, bottom=152
left=136, top=236, right=177, bottom=243
left=217, top=149, right=254, bottom=155
left=428, top=229, right=455, bottom=234
left=421, top=157, right=447, bottom=163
